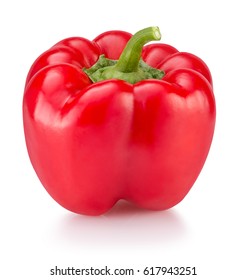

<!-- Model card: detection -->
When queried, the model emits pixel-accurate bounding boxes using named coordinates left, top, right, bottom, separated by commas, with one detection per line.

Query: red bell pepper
left=23, top=27, right=216, bottom=215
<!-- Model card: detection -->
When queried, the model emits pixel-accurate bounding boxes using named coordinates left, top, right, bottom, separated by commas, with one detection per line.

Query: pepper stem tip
left=153, top=26, right=161, bottom=40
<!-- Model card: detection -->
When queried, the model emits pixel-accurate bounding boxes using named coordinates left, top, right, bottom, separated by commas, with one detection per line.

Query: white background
left=1, top=0, right=246, bottom=279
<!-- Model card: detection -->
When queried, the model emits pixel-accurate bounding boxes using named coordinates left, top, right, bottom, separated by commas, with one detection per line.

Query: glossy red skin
left=23, top=30, right=216, bottom=215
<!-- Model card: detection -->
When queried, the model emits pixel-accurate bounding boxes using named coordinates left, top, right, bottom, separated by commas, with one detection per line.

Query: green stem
left=116, top=26, right=161, bottom=73
left=83, top=26, right=164, bottom=84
